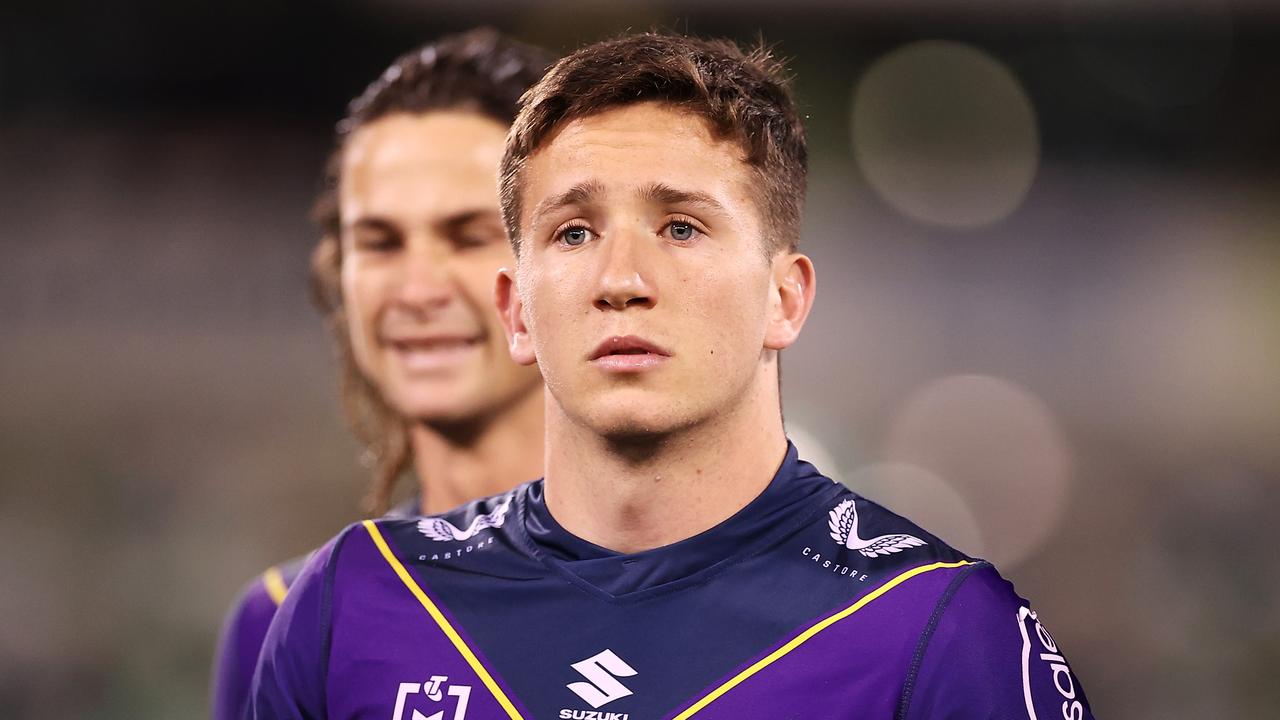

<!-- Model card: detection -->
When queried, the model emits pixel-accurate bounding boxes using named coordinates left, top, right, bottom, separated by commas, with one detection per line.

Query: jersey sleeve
left=902, top=564, right=1095, bottom=720
left=211, top=559, right=308, bottom=720
left=248, top=531, right=352, bottom=720
left=210, top=575, right=283, bottom=720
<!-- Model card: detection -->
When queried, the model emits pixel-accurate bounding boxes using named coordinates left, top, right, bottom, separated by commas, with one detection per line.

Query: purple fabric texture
left=212, top=576, right=279, bottom=720
left=902, top=565, right=1093, bottom=720
left=675, top=565, right=963, bottom=719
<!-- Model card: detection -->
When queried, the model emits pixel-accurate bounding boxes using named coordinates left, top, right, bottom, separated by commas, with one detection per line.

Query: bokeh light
left=882, top=374, right=1072, bottom=569
left=850, top=40, right=1040, bottom=229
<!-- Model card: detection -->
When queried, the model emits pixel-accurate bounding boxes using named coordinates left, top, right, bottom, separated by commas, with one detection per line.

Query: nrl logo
left=828, top=499, right=926, bottom=557
left=418, top=496, right=512, bottom=543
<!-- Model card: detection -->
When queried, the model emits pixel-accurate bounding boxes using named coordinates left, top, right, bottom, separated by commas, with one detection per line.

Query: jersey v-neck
left=514, top=441, right=846, bottom=600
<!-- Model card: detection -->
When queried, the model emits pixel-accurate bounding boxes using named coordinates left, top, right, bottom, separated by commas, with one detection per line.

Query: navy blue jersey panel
left=377, top=442, right=972, bottom=720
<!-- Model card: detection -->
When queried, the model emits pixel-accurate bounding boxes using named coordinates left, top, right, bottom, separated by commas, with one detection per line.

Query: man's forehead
left=340, top=114, right=506, bottom=222
left=343, top=137, right=500, bottom=184
left=342, top=112, right=506, bottom=192
left=522, top=104, right=755, bottom=215
left=536, top=101, right=744, bottom=160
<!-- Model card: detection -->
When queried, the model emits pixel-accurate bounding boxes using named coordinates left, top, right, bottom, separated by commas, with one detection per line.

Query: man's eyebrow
left=345, top=209, right=498, bottom=234
left=530, top=180, right=606, bottom=224
left=439, top=208, right=501, bottom=233
left=347, top=216, right=398, bottom=233
left=640, top=183, right=729, bottom=214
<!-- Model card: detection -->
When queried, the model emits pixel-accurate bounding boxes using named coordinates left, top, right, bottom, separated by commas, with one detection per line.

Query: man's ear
left=763, top=252, right=816, bottom=351
left=495, top=267, right=537, bottom=366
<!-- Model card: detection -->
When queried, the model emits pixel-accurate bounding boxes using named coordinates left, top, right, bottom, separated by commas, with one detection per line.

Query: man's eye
left=453, top=221, right=506, bottom=250
left=455, top=231, right=501, bottom=250
left=355, top=233, right=398, bottom=251
left=559, top=226, right=595, bottom=247
left=666, top=222, right=700, bottom=242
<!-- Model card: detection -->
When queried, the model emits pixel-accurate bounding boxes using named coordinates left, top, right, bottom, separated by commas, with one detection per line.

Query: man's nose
left=593, top=230, right=657, bottom=311
left=396, top=238, right=453, bottom=310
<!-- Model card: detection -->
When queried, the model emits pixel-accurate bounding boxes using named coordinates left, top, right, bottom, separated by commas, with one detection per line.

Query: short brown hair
left=310, top=28, right=553, bottom=514
left=499, top=32, right=807, bottom=255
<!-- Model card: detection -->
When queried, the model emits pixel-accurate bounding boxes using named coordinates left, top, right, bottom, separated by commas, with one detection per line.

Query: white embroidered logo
left=828, top=499, right=926, bottom=557
left=566, top=649, right=637, bottom=709
left=417, top=496, right=512, bottom=542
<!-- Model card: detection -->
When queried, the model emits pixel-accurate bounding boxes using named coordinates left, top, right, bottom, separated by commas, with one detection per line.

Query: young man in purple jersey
left=251, top=32, right=1094, bottom=720
left=210, top=29, right=554, bottom=720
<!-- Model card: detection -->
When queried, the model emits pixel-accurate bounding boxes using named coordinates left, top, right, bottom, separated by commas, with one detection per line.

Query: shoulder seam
left=895, top=561, right=988, bottom=720
left=319, top=524, right=358, bottom=716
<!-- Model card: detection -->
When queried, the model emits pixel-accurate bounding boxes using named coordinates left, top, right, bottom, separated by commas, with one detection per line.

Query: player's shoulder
left=767, top=477, right=986, bottom=626
left=895, top=549, right=1095, bottom=719
left=815, top=485, right=976, bottom=567
left=829, top=487, right=1039, bottom=606
left=796, top=476, right=1054, bottom=630
left=366, top=483, right=518, bottom=538
left=224, top=555, right=309, bottom=630
left=281, top=490, right=521, bottom=595
left=354, top=482, right=535, bottom=572
left=257, top=556, right=308, bottom=603
left=398, top=485, right=518, bottom=536
left=212, top=555, right=314, bottom=720
left=842, top=492, right=1075, bottom=678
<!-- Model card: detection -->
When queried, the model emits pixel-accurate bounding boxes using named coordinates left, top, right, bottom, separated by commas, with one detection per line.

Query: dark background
left=2, top=1, right=1277, bottom=717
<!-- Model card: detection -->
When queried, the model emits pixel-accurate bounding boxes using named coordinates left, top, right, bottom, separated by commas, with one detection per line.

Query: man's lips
left=589, top=335, right=672, bottom=372
left=384, top=335, right=481, bottom=349
left=589, top=335, right=671, bottom=360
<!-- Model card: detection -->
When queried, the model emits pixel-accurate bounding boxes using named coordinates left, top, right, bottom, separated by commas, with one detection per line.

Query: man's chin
left=586, top=408, right=693, bottom=444
left=390, top=392, right=483, bottom=427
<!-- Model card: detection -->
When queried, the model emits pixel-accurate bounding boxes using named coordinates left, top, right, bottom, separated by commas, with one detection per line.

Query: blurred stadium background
left=2, top=0, right=1278, bottom=717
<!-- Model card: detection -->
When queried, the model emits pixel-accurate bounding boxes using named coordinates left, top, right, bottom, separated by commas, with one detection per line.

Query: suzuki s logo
left=392, top=676, right=471, bottom=720
left=418, top=496, right=512, bottom=542
left=828, top=499, right=926, bottom=557
left=565, top=649, right=637, bottom=710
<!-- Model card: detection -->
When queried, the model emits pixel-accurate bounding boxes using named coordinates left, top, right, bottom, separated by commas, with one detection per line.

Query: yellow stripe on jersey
left=362, top=520, right=525, bottom=720
left=674, top=559, right=973, bottom=719
left=262, top=566, right=289, bottom=607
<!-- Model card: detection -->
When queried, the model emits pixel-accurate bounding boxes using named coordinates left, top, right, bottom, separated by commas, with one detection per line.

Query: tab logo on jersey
left=392, top=676, right=471, bottom=720
left=418, top=496, right=512, bottom=542
left=563, top=649, right=637, bottom=716
left=1017, top=606, right=1086, bottom=720
left=828, top=499, right=926, bottom=557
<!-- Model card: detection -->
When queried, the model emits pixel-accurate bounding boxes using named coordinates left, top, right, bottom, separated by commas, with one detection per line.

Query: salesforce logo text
left=1017, top=606, right=1086, bottom=720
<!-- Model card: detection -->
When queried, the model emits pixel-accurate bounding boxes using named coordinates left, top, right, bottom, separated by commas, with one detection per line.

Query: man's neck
left=543, top=378, right=789, bottom=554
left=411, top=386, right=545, bottom=515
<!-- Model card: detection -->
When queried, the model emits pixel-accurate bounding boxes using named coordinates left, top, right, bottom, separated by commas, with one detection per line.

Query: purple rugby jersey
left=212, top=499, right=420, bottom=720
left=251, top=443, right=1094, bottom=720
left=212, top=559, right=306, bottom=720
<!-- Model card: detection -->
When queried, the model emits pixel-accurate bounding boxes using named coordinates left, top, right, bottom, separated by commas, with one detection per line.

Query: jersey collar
left=517, top=441, right=845, bottom=600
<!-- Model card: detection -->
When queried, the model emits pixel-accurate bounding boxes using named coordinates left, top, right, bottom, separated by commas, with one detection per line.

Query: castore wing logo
left=828, top=499, right=926, bottom=557
left=418, top=496, right=512, bottom=542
